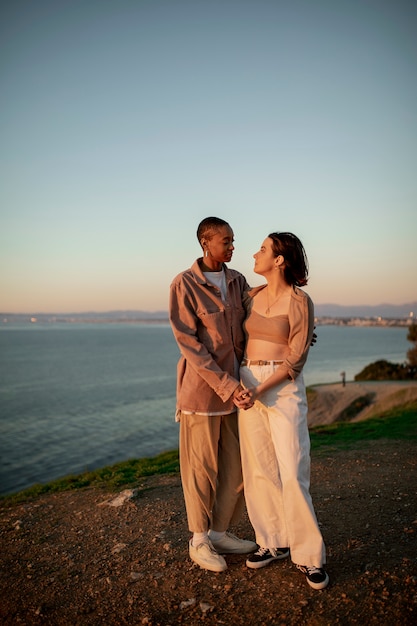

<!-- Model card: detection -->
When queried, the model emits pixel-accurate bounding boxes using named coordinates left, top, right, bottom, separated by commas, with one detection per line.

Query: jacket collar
left=191, top=258, right=230, bottom=285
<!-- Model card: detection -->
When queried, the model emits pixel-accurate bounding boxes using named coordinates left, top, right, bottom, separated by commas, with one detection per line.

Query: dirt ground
left=1, top=437, right=417, bottom=625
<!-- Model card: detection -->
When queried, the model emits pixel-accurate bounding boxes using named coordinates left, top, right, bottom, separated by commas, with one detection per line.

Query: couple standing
left=169, top=217, right=328, bottom=590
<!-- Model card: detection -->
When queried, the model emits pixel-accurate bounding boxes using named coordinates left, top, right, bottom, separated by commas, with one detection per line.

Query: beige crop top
left=243, top=309, right=290, bottom=346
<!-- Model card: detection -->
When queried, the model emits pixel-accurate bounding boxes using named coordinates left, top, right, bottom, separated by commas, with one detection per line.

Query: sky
left=1, top=0, right=416, bottom=314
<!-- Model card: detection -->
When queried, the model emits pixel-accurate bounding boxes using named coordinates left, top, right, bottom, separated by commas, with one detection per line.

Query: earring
left=205, top=249, right=209, bottom=258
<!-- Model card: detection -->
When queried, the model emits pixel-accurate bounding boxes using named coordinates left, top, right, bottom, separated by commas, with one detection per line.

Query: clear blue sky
left=1, top=0, right=416, bottom=313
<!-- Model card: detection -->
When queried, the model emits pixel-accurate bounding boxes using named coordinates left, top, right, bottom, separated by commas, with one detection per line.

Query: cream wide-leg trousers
left=239, top=364, right=326, bottom=568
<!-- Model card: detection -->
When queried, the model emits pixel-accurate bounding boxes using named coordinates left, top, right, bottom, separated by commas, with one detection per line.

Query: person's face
left=204, top=225, right=235, bottom=265
left=253, top=237, right=277, bottom=275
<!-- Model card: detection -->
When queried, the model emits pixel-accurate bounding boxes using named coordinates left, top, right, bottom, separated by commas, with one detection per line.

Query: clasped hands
left=233, top=386, right=256, bottom=410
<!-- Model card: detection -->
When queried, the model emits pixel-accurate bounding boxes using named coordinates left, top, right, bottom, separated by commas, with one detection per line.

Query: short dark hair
left=197, top=217, right=230, bottom=245
left=268, top=232, right=309, bottom=286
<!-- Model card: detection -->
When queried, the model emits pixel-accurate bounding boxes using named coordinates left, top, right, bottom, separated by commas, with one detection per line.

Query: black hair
left=197, top=217, right=230, bottom=246
left=268, top=232, right=309, bottom=286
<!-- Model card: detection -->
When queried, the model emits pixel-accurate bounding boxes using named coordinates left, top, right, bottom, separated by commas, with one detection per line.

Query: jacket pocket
left=197, top=310, right=226, bottom=350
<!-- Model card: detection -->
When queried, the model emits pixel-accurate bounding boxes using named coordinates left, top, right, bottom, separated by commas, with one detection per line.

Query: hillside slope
left=307, top=381, right=417, bottom=426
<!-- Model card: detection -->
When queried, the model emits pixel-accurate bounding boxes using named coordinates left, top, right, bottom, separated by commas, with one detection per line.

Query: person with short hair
left=169, top=217, right=256, bottom=572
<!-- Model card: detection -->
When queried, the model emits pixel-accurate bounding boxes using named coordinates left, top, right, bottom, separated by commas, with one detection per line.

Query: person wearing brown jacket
left=169, top=217, right=256, bottom=572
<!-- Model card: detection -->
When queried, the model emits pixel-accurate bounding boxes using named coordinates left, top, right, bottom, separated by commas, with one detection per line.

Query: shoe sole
left=246, top=550, right=290, bottom=569
left=190, top=556, right=227, bottom=572
left=305, top=572, right=329, bottom=590
left=210, top=539, right=257, bottom=555
left=212, top=546, right=257, bottom=554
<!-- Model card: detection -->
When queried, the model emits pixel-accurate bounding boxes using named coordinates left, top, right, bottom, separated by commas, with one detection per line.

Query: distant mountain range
left=2, top=302, right=417, bottom=323
left=313, top=302, right=417, bottom=319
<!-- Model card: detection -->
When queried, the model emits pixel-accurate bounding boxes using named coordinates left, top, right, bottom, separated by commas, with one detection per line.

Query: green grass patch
left=1, top=449, right=179, bottom=505
left=3, top=402, right=417, bottom=504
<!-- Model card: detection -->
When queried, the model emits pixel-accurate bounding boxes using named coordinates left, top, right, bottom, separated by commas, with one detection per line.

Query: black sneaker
left=246, top=547, right=290, bottom=569
left=296, top=564, right=329, bottom=589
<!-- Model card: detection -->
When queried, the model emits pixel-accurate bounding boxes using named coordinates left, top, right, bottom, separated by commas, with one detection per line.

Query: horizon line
left=1, top=301, right=416, bottom=318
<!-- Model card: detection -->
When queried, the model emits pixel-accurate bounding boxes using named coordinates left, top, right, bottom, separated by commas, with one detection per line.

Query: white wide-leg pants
left=239, top=364, right=326, bottom=568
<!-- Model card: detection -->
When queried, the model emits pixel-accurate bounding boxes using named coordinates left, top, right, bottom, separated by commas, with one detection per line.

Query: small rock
left=111, top=543, right=127, bottom=554
left=180, top=598, right=196, bottom=610
left=100, top=489, right=137, bottom=507
left=200, top=601, right=214, bottom=613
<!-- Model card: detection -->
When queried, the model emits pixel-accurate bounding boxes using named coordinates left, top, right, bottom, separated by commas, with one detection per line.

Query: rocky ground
left=1, top=437, right=417, bottom=625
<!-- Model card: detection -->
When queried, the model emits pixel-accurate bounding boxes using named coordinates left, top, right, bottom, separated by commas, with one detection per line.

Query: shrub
left=354, top=359, right=416, bottom=381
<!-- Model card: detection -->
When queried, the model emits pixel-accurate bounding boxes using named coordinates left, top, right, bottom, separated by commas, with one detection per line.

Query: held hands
left=233, top=386, right=257, bottom=410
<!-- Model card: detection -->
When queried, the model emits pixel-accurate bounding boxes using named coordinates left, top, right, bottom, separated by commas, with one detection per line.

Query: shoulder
left=291, top=286, right=313, bottom=304
left=290, top=287, right=314, bottom=318
left=171, top=259, right=202, bottom=287
left=170, top=268, right=192, bottom=286
left=247, top=284, right=267, bottom=298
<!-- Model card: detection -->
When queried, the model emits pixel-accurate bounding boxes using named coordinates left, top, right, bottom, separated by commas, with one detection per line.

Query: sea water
left=0, top=323, right=410, bottom=495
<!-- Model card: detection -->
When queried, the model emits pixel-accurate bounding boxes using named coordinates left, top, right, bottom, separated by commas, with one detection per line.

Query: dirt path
left=1, top=438, right=417, bottom=625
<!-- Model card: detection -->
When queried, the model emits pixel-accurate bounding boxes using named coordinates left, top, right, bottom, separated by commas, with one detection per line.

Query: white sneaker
left=189, top=539, right=227, bottom=572
left=209, top=532, right=257, bottom=554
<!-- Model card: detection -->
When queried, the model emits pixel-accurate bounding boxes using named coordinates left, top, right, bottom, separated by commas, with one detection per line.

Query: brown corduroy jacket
left=169, top=258, right=249, bottom=417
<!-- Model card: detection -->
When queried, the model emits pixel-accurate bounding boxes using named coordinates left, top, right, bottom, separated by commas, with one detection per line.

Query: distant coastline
left=1, top=312, right=415, bottom=328
left=313, top=317, right=412, bottom=327
left=2, top=300, right=416, bottom=327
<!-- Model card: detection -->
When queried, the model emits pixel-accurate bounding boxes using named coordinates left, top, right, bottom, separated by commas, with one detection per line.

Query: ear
left=275, top=254, right=285, bottom=269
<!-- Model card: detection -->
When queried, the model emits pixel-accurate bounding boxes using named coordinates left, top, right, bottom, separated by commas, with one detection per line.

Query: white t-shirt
left=203, top=267, right=240, bottom=378
left=203, top=269, right=227, bottom=302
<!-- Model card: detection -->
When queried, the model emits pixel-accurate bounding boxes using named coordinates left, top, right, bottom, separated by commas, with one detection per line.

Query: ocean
left=0, top=322, right=411, bottom=495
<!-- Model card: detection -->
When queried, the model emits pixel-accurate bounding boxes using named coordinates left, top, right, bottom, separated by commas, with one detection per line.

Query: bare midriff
left=244, top=309, right=290, bottom=362
left=245, top=337, right=290, bottom=362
